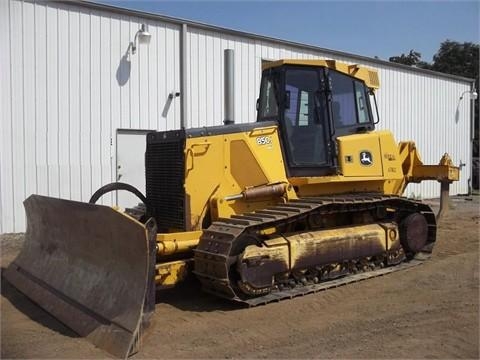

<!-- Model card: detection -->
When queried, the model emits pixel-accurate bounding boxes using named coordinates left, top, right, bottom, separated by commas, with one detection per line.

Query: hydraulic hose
left=89, top=182, right=153, bottom=217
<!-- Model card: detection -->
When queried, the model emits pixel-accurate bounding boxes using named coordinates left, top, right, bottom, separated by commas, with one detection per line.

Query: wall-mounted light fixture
left=459, top=89, right=478, bottom=100
left=130, top=24, right=151, bottom=55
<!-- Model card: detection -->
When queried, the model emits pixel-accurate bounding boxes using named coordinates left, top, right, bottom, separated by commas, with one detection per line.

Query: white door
left=115, top=129, right=151, bottom=209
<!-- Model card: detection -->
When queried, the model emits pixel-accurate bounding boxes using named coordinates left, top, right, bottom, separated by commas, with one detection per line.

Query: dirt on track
left=1, top=197, right=479, bottom=359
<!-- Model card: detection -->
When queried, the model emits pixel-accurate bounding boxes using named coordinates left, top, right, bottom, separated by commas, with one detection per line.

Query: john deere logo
left=360, top=151, right=373, bottom=166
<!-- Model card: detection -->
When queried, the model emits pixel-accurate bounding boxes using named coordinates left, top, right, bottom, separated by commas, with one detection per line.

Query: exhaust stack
left=224, top=49, right=235, bottom=125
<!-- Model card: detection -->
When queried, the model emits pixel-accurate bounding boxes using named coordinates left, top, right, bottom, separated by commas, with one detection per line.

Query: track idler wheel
left=399, top=213, right=428, bottom=254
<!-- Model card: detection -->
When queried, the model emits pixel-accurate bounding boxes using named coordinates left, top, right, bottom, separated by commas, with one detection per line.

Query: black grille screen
left=145, top=130, right=186, bottom=232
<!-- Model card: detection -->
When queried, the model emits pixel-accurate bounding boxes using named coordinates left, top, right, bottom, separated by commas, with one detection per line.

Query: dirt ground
left=1, top=196, right=479, bottom=359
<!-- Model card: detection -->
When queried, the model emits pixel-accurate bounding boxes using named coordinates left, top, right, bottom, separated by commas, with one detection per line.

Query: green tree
left=431, top=40, right=479, bottom=79
left=389, top=49, right=422, bottom=66
left=389, top=41, right=479, bottom=77
left=389, top=49, right=432, bottom=69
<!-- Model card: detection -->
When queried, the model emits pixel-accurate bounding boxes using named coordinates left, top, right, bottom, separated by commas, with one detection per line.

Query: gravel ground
left=1, top=196, right=478, bottom=359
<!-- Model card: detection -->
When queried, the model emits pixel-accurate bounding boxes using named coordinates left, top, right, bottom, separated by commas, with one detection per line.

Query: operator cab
left=257, top=61, right=377, bottom=177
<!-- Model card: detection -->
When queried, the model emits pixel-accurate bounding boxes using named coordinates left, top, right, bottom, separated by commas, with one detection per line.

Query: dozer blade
left=3, top=195, right=157, bottom=358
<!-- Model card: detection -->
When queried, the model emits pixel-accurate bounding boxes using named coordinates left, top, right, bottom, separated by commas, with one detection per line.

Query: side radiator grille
left=145, top=131, right=186, bottom=232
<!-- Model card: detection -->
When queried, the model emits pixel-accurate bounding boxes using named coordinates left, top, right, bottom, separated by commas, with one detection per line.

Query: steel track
left=193, top=194, right=436, bottom=306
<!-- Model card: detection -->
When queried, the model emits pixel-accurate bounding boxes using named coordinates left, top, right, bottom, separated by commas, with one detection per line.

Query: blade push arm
left=398, top=141, right=460, bottom=220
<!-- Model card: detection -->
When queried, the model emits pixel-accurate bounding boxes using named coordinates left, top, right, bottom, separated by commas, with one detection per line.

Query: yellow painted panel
left=230, top=140, right=268, bottom=188
left=338, top=133, right=383, bottom=177
left=289, top=131, right=408, bottom=196
left=155, top=260, right=191, bottom=288
left=184, top=124, right=294, bottom=227
left=184, top=136, right=225, bottom=229
left=238, top=125, right=289, bottom=183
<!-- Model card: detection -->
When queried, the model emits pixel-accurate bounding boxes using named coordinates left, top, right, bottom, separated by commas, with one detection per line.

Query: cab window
left=258, top=75, right=278, bottom=120
left=330, top=71, right=372, bottom=128
left=355, top=80, right=370, bottom=124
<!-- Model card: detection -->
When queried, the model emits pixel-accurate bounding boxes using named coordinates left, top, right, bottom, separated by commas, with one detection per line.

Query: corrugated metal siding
left=0, top=0, right=472, bottom=232
left=373, top=67, right=471, bottom=198
left=0, top=0, right=11, bottom=234
left=185, top=29, right=321, bottom=128
left=1, top=0, right=181, bottom=232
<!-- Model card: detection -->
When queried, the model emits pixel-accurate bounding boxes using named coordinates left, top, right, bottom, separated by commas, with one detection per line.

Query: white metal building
left=0, top=0, right=475, bottom=233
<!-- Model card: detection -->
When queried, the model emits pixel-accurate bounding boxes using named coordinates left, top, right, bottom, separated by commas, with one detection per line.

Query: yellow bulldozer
left=4, top=59, right=459, bottom=358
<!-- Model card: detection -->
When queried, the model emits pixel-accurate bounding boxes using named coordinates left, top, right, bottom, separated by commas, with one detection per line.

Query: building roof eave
left=68, top=0, right=474, bottom=84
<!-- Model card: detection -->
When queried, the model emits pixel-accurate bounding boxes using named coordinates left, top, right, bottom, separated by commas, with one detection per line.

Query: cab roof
left=262, top=59, right=380, bottom=90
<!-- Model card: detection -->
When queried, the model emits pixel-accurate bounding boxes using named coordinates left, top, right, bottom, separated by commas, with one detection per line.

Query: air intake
left=368, top=70, right=380, bottom=89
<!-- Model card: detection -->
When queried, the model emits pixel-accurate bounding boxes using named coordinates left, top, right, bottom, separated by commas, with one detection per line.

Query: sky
left=96, top=0, right=479, bottom=62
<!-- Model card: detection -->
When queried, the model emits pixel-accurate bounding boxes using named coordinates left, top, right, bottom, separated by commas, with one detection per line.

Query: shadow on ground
left=154, top=276, right=243, bottom=312
left=1, top=267, right=78, bottom=338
